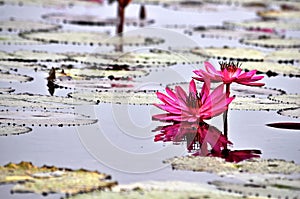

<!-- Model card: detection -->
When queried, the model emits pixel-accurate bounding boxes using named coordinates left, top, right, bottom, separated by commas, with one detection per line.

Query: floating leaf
left=212, top=178, right=300, bottom=199
left=1, top=0, right=102, bottom=7
left=241, top=38, right=300, bottom=48
left=0, top=87, right=15, bottom=93
left=0, top=19, right=60, bottom=32
left=0, top=71, right=33, bottom=83
left=68, top=181, right=247, bottom=199
left=0, top=161, right=116, bottom=196
left=258, top=10, right=300, bottom=20
left=21, top=31, right=164, bottom=46
left=191, top=26, right=279, bottom=39
left=0, top=93, right=96, bottom=109
left=0, top=34, right=43, bottom=45
left=0, top=124, right=31, bottom=136
left=200, top=0, right=268, bottom=7
left=42, top=13, right=155, bottom=27
left=167, top=82, right=284, bottom=97
left=164, top=156, right=300, bottom=175
left=265, top=49, right=300, bottom=63
left=266, top=122, right=300, bottom=130
left=268, top=94, right=300, bottom=105
left=69, top=90, right=159, bottom=105
left=2, top=50, right=69, bottom=62
left=240, top=61, right=300, bottom=77
left=225, top=19, right=300, bottom=31
left=191, top=47, right=265, bottom=61
left=278, top=108, right=300, bottom=118
left=0, top=109, right=97, bottom=127
left=0, top=61, right=47, bottom=71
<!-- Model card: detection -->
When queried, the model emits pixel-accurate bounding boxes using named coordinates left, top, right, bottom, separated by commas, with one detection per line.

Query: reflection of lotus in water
left=153, top=122, right=261, bottom=163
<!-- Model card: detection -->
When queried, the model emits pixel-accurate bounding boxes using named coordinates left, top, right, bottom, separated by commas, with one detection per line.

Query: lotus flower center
left=219, top=61, right=241, bottom=73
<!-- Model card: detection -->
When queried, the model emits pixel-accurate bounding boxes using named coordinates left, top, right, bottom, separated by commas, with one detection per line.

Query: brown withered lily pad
left=0, top=19, right=60, bottom=32
left=0, top=93, right=96, bottom=109
left=240, top=61, right=300, bottom=77
left=0, top=161, right=116, bottom=196
left=164, top=156, right=300, bottom=175
left=225, top=19, right=300, bottom=31
left=265, top=49, right=300, bottom=63
left=0, top=124, right=32, bottom=136
left=0, top=71, right=33, bottom=83
left=211, top=178, right=300, bottom=199
left=42, top=13, right=155, bottom=27
left=70, top=49, right=205, bottom=68
left=258, top=10, right=300, bottom=20
left=0, top=109, right=97, bottom=127
left=191, top=26, right=279, bottom=39
left=191, top=47, right=265, bottom=61
left=20, top=31, right=164, bottom=46
left=241, top=38, right=300, bottom=48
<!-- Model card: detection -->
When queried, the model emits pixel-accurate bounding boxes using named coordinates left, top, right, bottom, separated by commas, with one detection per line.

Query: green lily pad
left=240, top=61, right=300, bottom=77
left=265, top=49, right=300, bottom=63
left=164, top=156, right=300, bottom=175
left=69, top=90, right=159, bottom=105
left=0, top=71, right=33, bottom=83
left=2, top=50, right=69, bottom=62
left=42, top=13, right=155, bottom=27
left=0, top=87, right=15, bottom=93
left=191, top=26, right=279, bottom=39
left=0, top=34, right=43, bottom=45
left=268, top=94, right=300, bottom=105
left=0, top=109, right=97, bottom=127
left=20, top=31, right=164, bottom=46
left=68, top=181, right=248, bottom=199
left=278, top=108, right=300, bottom=118
left=258, top=10, right=300, bottom=20
left=70, top=49, right=205, bottom=68
left=191, top=47, right=265, bottom=61
left=225, top=19, right=300, bottom=31
left=167, top=82, right=284, bottom=97
left=0, top=161, right=116, bottom=196
left=0, top=93, right=96, bottom=109
left=0, top=124, right=32, bottom=136
left=0, top=19, right=60, bottom=32
left=241, top=38, right=300, bottom=48
left=212, top=178, right=300, bottom=199
left=0, top=61, right=47, bottom=71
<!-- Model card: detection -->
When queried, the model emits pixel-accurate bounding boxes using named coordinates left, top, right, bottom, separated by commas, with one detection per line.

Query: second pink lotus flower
left=152, top=80, right=235, bottom=123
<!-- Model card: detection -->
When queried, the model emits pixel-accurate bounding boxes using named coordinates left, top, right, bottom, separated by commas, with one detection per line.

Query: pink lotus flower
left=153, top=122, right=232, bottom=153
left=210, top=149, right=261, bottom=163
left=152, top=80, right=234, bottom=122
left=193, top=61, right=265, bottom=86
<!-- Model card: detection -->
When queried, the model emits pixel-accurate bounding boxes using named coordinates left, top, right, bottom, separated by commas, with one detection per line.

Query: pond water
left=0, top=1, right=299, bottom=198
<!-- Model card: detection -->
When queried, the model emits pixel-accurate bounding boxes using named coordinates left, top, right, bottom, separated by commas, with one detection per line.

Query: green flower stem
left=223, top=84, right=230, bottom=142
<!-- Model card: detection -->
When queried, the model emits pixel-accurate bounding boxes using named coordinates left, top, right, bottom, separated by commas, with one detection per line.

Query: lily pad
left=0, top=61, right=47, bottom=71
left=0, top=71, right=33, bottom=83
left=278, top=108, right=300, bottom=118
left=3, top=50, right=69, bottom=62
left=0, top=124, right=32, bottom=136
left=167, top=82, right=284, bottom=97
left=0, top=34, right=43, bottom=45
left=0, top=87, right=15, bottom=93
left=0, top=161, right=116, bottom=196
left=69, top=90, right=159, bottom=105
left=1, top=0, right=103, bottom=7
left=240, top=61, right=300, bottom=77
left=224, top=19, right=300, bottom=31
left=20, top=31, right=164, bottom=46
left=42, top=13, right=155, bottom=27
left=268, top=94, right=300, bottom=105
left=201, top=0, right=268, bottom=7
left=191, top=26, right=279, bottom=39
left=258, top=10, right=300, bottom=20
left=191, top=47, right=265, bottom=61
left=164, top=156, right=300, bottom=175
left=0, top=93, right=96, bottom=109
left=0, top=19, right=60, bottom=32
left=212, top=178, right=300, bottom=199
left=0, top=109, right=97, bottom=127
left=265, top=49, right=300, bottom=63
left=241, top=38, right=300, bottom=48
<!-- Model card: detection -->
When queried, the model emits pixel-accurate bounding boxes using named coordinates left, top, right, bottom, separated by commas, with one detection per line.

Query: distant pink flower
left=153, top=122, right=232, bottom=153
left=152, top=80, right=234, bottom=123
left=193, top=61, right=265, bottom=86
